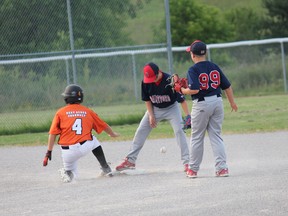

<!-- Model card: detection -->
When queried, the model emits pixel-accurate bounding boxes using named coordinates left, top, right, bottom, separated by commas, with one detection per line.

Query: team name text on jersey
left=66, top=111, right=87, bottom=118
left=150, top=95, right=171, bottom=104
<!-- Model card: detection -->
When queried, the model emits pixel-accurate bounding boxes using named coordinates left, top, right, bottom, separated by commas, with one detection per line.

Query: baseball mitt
left=166, top=74, right=188, bottom=93
left=182, top=114, right=191, bottom=130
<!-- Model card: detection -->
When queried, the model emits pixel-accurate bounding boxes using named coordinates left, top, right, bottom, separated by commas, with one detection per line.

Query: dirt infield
left=1, top=131, right=288, bottom=216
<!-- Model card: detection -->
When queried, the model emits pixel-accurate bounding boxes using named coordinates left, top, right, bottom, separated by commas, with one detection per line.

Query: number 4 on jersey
left=72, top=118, right=83, bottom=135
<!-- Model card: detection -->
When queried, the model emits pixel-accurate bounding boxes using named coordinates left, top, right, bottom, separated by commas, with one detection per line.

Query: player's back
left=50, top=104, right=107, bottom=145
left=188, top=61, right=230, bottom=99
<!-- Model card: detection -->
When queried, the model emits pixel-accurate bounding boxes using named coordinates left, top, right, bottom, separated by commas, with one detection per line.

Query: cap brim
left=186, top=46, right=191, bottom=52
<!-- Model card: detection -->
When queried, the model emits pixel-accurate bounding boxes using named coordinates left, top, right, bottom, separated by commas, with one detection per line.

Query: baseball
left=160, top=146, right=166, bottom=153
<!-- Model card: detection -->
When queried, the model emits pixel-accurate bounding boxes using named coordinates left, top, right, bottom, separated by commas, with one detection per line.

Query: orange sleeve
left=49, top=113, right=61, bottom=135
left=90, top=111, right=108, bottom=134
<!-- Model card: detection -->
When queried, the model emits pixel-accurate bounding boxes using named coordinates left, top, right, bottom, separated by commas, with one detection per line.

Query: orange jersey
left=49, top=104, right=108, bottom=145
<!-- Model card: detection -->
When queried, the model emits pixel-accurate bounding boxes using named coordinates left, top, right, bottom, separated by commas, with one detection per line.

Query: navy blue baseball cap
left=186, top=40, right=207, bottom=55
left=143, top=62, right=160, bottom=83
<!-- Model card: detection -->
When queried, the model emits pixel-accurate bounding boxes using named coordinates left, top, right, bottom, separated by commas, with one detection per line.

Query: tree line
left=155, top=0, right=288, bottom=45
left=0, top=0, right=287, bottom=56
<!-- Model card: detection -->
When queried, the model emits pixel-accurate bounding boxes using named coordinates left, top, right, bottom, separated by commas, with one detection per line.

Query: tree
left=0, top=0, right=69, bottom=54
left=262, top=0, right=288, bottom=37
left=0, top=0, right=140, bottom=55
left=153, top=0, right=234, bottom=46
left=225, top=8, right=263, bottom=41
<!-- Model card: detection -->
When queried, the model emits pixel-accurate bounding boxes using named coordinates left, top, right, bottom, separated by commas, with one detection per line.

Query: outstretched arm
left=181, top=87, right=199, bottom=95
left=180, top=100, right=190, bottom=116
left=104, top=125, right=120, bottom=137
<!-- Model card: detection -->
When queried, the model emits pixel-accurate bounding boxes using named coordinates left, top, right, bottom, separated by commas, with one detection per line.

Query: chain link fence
left=0, top=0, right=169, bottom=134
left=0, top=1, right=287, bottom=134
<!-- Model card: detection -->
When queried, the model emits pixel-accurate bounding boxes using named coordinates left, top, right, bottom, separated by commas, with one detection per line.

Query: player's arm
left=43, top=134, right=57, bottom=166
left=180, top=100, right=191, bottom=130
left=181, top=88, right=199, bottom=95
left=145, top=101, right=157, bottom=128
left=104, top=125, right=120, bottom=137
left=91, top=111, right=120, bottom=137
left=224, top=86, right=238, bottom=112
left=47, top=134, right=57, bottom=151
left=176, top=93, right=190, bottom=116
left=180, top=100, right=190, bottom=116
left=181, top=70, right=200, bottom=95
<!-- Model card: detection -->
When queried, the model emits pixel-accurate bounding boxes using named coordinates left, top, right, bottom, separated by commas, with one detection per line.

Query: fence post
left=66, top=0, right=77, bottom=84
left=65, top=58, right=70, bottom=85
left=164, top=0, right=173, bottom=74
left=132, top=53, right=139, bottom=101
left=280, top=42, right=287, bottom=93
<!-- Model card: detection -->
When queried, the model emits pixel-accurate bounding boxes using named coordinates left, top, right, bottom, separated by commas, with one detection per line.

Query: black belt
left=194, top=94, right=221, bottom=102
left=61, top=140, right=87, bottom=150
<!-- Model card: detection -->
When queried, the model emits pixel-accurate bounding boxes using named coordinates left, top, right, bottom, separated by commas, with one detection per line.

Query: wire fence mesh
left=0, top=1, right=287, bottom=134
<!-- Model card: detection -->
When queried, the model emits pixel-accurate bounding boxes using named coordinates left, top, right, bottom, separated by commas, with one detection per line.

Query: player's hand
left=230, top=103, right=238, bottom=112
left=43, top=150, right=52, bottom=166
left=109, top=132, right=120, bottom=137
left=166, top=74, right=188, bottom=94
left=149, top=115, right=157, bottom=128
left=174, top=83, right=182, bottom=93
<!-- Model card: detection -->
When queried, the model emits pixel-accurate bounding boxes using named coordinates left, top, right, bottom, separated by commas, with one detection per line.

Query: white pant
left=61, top=135, right=100, bottom=177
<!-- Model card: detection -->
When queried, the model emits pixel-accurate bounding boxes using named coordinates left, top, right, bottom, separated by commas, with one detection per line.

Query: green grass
left=124, top=0, right=165, bottom=44
left=1, top=95, right=287, bottom=147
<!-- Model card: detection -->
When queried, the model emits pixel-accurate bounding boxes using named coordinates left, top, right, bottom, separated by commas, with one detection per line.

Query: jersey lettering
left=150, top=95, right=171, bottom=104
left=72, top=118, right=82, bottom=135
left=199, top=70, right=220, bottom=90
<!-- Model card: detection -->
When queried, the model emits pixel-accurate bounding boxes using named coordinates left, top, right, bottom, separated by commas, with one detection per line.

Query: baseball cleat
left=100, top=165, right=113, bottom=177
left=186, top=169, right=197, bottom=178
left=184, top=164, right=189, bottom=172
left=216, top=168, right=229, bottom=177
left=115, top=158, right=135, bottom=171
left=59, top=168, right=74, bottom=183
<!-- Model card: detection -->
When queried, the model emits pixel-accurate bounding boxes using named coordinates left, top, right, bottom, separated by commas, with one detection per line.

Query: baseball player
left=43, top=84, right=119, bottom=182
left=180, top=40, right=238, bottom=178
left=115, top=62, right=190, bottom=172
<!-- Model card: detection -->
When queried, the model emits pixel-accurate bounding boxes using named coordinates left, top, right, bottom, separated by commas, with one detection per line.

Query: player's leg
left=92, top=146, right=112, bottom=177
left=89, top=136, right=113, bottom=176
left=61, top=147, right=82, bottom=182
left=206, top=99, right=228, bottom=175
left=116, top=111, right=154, bottom=171
left=165, top=102, right=189, bottom=166
left=189, top=101, right=210, bottom=172
left=126, top=111, right=154, bottom=162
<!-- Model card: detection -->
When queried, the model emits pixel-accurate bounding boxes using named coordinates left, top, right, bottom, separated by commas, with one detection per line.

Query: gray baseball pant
left=189, top=95, right=228, bottom=172
left=126, top=102, right=189, bottom=165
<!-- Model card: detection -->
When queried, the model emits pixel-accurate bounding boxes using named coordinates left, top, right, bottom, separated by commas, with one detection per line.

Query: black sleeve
left=141, top=81, right=150, bottom=101
left=176, top=92, right=185, bottom=103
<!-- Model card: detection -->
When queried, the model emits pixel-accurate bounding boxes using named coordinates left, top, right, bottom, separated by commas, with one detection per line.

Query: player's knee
left=174, top=127, right=184, bottom=136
